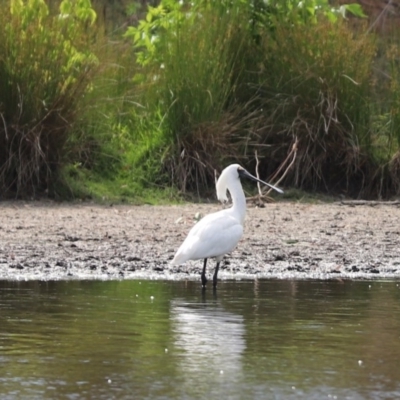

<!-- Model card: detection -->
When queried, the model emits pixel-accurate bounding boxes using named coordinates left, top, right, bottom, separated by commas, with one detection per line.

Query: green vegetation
left=1, top=0, right=400, bottom=201
left=0, top=0, right=98, bottom=197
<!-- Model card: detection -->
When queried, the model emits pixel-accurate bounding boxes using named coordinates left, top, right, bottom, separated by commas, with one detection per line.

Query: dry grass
left=0, top=0, right=98, bottom=197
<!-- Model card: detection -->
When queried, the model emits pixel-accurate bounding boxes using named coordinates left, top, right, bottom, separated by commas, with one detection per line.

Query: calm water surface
left=0, top=279, right=400, bottom=399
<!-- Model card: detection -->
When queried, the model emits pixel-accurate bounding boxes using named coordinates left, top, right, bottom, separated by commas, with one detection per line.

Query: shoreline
left=1, top=201, right=400, bottom=282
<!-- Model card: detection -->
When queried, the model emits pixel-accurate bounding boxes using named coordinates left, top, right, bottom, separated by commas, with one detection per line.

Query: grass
left=125, top=1, right=399, bottom=199
left=130, top=2, right=253, bottom=194
left=2, top=0, right=400, bottom=201
left=252, top=19, right=378, bottom=196
left=0, top=0, right=98, bottom=197
left=59, top=166, right=181, bottom=204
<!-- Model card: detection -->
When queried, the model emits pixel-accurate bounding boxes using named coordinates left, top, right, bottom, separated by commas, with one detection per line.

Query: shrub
left=0, top=0, right=98, bottom=197
left=250, top=19, right=377, bottom=195
left=125, top=0, right=261, bottom=193
left=125, top=0, right=381, bottom=197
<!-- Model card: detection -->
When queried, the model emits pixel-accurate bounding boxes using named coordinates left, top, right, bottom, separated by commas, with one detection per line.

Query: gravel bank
left=1, top=201, right=399, bottom=282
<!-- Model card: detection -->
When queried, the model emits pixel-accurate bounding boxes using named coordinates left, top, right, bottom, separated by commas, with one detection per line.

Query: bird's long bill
left=240, top=169, right=284, bottom=194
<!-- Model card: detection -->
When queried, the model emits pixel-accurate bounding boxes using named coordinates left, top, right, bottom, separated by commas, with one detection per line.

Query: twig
left=269, top=136, right=298, bottom=191
left=340, top=200, right=400, bottom=207
left=366, top=1, right=392, bottom=34
left=269, top=136, right=298, bottom=183
left=248, top=137, right=299, bottom=203
left=0, top=113, right=8, bottom=140
left=254, top=150, right=262, bottom=197
left=248, top=138, right=298, bottom=203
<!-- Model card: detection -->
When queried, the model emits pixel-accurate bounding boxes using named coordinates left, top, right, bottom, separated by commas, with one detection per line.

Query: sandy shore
left=1, top=200, right=399, bottom=282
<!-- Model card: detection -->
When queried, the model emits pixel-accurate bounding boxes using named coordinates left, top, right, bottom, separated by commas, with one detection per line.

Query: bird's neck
left=229, top=180, right=246, bottom=224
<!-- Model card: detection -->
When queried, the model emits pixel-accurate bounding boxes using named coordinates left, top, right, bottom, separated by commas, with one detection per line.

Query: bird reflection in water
left=171, top=295, right=246, bottom=396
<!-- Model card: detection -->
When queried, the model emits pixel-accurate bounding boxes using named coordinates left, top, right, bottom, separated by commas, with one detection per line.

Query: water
left=1, top=279, right=400, bottom=399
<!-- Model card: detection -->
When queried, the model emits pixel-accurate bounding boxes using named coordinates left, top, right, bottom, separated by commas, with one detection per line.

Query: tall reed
left=249, top=19, right=377, bottom=195
left=126, top=1, right=388, bottom=197
left=0, top=0, right=98, bottom=197
left=126, top=1, right=258, bottom=193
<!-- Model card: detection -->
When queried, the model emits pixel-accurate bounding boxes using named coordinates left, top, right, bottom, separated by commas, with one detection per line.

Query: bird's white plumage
left=171, top=163, right=283, bottom=286
left=171, top=164, right=246, bottom=266
left=172, top=208, right=243, bottom=265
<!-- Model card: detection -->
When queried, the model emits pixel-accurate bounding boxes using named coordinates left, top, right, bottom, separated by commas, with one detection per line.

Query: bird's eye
left=237, top=167, right=245, bottom=178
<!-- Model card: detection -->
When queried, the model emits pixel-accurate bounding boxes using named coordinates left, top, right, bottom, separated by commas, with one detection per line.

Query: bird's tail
left=170, top=251, right=187, bottom=266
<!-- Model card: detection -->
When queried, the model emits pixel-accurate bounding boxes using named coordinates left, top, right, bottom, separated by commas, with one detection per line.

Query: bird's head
left=216, top=164, right=242, bottom=203
left=216, top=163, right=283, bottom=203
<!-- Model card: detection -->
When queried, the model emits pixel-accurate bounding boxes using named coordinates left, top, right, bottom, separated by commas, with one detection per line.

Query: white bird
left=171, top=164, right=284, bottom=288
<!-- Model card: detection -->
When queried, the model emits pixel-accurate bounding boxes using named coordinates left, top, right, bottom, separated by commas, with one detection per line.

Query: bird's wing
left=171, top=210, right=243, bottom=265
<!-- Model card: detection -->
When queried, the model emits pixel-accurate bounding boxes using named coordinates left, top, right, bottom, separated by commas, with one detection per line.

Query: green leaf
left=344, top=3, right=366, bottom=18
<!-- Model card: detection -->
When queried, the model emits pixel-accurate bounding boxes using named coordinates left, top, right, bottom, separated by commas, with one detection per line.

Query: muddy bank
left=0, top=201, right=400, bottom=282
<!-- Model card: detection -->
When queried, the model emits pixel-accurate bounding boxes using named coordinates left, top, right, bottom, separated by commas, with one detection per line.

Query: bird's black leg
left=201, top=258, right=208, bottom=287
left=213, top=262, right=220, bottom=288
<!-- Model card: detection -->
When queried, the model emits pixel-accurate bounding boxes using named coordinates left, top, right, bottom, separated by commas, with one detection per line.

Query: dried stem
left=249, top=137, right=298, bottom=203
left=255, top=150, right=262, bottom=197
